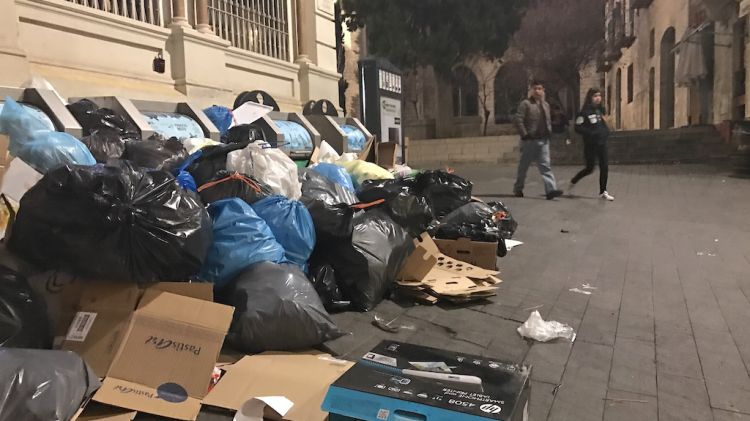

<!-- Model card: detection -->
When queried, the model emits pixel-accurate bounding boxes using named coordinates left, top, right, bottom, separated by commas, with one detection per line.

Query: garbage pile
left=0, top=95, right=522, bottom=420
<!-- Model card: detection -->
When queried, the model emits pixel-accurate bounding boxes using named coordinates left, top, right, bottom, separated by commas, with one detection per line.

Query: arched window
left=452, top=66, right=478, bottom=117
left=494, top=63, right=528, bottom=124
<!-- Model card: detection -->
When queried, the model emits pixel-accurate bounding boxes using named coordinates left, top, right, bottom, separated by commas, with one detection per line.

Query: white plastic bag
left=517, top=311, right=576, bottom=342
left=317, top=140, right=340, bottom=163
left=227, top=142, right=302, bottom=199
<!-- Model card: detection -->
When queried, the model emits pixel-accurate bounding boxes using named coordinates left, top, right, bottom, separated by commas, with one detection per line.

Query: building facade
left=602, top=0, right=744, bottom=130
left=0, top=0, right=340, bottom=110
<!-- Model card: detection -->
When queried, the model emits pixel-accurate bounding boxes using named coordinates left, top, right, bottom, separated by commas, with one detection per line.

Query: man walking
left=513, top=80, right=564, bottom=200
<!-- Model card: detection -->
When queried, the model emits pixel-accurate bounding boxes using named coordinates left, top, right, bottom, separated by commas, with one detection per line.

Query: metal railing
left=65, top=0, right=164, bottom=26
left=208, top=0, right=290, bottom=61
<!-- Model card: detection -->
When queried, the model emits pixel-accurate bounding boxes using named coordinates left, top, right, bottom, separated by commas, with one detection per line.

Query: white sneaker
left=600, top=191, right=615, bottom=201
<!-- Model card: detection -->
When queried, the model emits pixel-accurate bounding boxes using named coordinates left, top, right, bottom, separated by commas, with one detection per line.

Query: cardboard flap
left=93, top=378, right=201, bottom=421
left=426, top=278, right=498, bottom=297
left=145, top=282, right=213, bottom=301
left=397, top=247, right=438, bottom=281
left=73, top=402, right=137, bottom=421
left=204, top=352, right=353, bottom=421
left=136, top=290, right=233, bottom=332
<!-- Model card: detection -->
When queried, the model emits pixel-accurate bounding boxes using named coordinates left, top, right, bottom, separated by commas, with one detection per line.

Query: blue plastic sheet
left=173, top=150, right=202, bottom=192
left=274, top=120, right=313, bottom=152
left=0, top=97, right=95, bottom=173
left=252, top=195, right=316, bottom=269
left=311, top=162, right=355, bottom=191
left=200, top=198, right=286, bottom=287
left=203, top=106, right=233, bottom=135
left=341, top=124, right=366, bottom=152
left=143, top=112, right=204, bottom=140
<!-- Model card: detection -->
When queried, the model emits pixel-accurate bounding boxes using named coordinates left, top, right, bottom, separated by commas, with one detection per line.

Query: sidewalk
left=324, top=163, right=750, bottom=421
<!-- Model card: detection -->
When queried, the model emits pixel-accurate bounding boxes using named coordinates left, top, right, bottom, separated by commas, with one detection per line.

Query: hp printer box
left=322, top=341, right=530, bottom=421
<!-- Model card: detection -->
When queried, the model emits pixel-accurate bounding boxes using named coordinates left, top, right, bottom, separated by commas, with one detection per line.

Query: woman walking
left=569, top=88, right=614, bottom=201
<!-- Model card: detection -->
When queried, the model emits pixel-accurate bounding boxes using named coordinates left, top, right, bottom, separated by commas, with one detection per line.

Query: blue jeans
left=514, top=138, right=558, bottom=194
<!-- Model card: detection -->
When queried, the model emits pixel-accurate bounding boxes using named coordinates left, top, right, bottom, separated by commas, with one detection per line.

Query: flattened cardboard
left=434, top=237, right=498, bottom=270
left=204, top=351, right=353, bottom=421
left=94, top=378, right=201, bottom=421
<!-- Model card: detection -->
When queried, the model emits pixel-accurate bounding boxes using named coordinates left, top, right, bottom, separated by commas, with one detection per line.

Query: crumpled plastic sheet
left=517, top=310, right=576, bottom=342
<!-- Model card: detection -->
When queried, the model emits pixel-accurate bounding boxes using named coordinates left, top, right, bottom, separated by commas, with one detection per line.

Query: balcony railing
left=208, top=0, right=290, bottom=61
left=65, top=0, right=164, bottom=26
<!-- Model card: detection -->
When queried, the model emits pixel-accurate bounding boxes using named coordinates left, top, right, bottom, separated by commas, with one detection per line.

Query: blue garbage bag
left=252, top=195, right=316, bottom=269
left=203, top=105, right=233, bottom=135
left=0, top=97, right=95, bottom=173
left=173, top=150, right=203, bottom=192
left=311, top=162, right=355, bottom=191
left=200, top=198, right=286, bottom=287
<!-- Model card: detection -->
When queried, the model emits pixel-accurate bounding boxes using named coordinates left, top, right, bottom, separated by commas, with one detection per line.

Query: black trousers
left=571, top=141, right=608, bottom=193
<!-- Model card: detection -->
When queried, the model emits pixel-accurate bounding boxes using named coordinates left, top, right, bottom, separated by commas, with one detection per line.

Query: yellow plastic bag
left=336, top=159, right=394, bottom=187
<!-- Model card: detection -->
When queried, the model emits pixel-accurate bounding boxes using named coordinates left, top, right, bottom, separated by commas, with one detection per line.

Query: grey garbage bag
left=0, top=348, right=100, bottom=421
left=218, top=262, right=345, bottom=353
left=315, top=209, right=414, bottom=311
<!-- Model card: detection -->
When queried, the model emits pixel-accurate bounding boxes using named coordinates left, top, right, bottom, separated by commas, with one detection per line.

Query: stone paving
left=324, top=163, right=750, bottom=421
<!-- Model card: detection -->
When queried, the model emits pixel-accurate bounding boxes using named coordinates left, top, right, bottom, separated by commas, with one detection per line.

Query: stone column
left=0, top=0, right=31, bottom=86
left=295, top=0, right=315, bottom=64
left=171, top=0, right=189, bottom=27
left=195, top=0, right=212, bottom=34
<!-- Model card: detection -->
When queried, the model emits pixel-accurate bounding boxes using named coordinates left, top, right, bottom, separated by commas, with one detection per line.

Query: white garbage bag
left=517, top=311, right=576, bottom=342
left=227, top=142, right=302, bottom=199
left=317, top=140, right=340, bottom=163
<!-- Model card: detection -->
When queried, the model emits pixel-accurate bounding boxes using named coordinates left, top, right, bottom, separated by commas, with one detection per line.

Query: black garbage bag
left=357, top=177, right=417, bottom=203
left=8, top=162, right=212, bottom=282
left=198, top=170, right=273, bottom=205
left=121, top=136, right=188, bottom=172
left=223, top=123, right=265, bottom=144
left=310, top=264, right=350, bottom=312
left=80, top=127, right=127, bottom=163
left=0, top=348, right=100, bottom=421
left=316, top=209, right=414, bottom=311
left=0, top=266, right=51, bottom=349
left=415, top=170, right=472, bottom=218
left=299, top=169, right=359, bottom=239
left=67, top=99, right=140, bottom=140
left=299, top=168, right=358, bottom=205
left=440, top=201, right=518, bottom=240
left=188, top=140, right=251, bottom=186
left=218, top=262, right=345, bottom=353
left=379, top=193, right=433, bottom=237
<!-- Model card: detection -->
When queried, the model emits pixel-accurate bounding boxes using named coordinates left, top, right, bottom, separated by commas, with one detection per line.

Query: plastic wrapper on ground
left=121, top=136, right=188, bottom=172
left=218, top=262, right=345, bottom=353
left=252, top=195, right=316, bottom=269
left=0, top=265, right=51, bottom=349
left=415, top=170, right=473, bottom=218
left=200, top=198, right=286, bottom=288
left=0, top=348, right=100, bottom=421
left=0, top=97, right=96, bottom=173
left=517, top=310, right=576, bottom=342
left=198, top=170, right=273, bottom=205
left=8, top=162, right=212, bottom=282
left=227, top=142, right=302, bottom=199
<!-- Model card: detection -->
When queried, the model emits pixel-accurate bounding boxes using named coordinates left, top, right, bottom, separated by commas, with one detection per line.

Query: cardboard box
left=397, top=234, right=501, bottom=304
left=376, top=142, right=397, bottom=169
left=322, top=341, right=531, bottom=421
left=204, top=351, right=354, bottom=421
left=433, top=238, right=498, bottom=270
left=62, top=285, right=232, bottom=420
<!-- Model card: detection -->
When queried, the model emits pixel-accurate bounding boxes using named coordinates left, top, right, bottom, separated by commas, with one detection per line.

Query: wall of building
left=407, top=135, right=520, bottom=167
left=0, top=0, right=340, bottom=111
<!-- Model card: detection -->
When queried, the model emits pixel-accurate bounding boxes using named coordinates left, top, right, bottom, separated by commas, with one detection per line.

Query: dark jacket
left=574, top=105, right=610, bottom=145
left=514, top=97, right=552, bottom=139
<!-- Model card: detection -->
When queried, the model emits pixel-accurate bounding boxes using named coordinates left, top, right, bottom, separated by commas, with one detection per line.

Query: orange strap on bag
left=197, top=172, right=263, bottom=194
